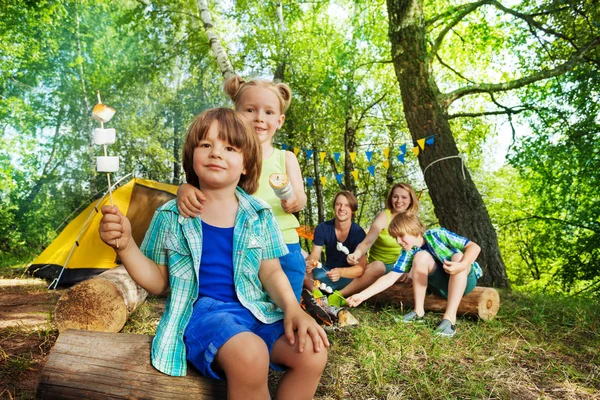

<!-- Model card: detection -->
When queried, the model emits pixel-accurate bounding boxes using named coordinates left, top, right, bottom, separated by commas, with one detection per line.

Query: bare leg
left=339, top=260, right=386, bottom=297
left=443, top=253, right=469, bottom=324
left=270, top=333, right=328, bottom=400
left=411, top=251, right=436, bottom=317
left=215, top=332, right=270, bottom=400
left=303, top=270, right=315, bottom=290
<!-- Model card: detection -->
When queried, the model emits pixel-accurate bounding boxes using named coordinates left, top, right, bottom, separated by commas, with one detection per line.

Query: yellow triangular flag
left=383, top=148, right=389, bottom=158
left=294, top=147, right=300, bottom=156
left=417, top=138, right=425, bottom=150
left=351, top=170, right=358, bottom=180
left=320, top=176, right=327, bottom=186
left=350, top=152, right=356, bottom=163
left=319, top=152, right=326, bottom=163
left=412, top=146, right=420, bottom=156
left=382, top=160, right=389, bottom=169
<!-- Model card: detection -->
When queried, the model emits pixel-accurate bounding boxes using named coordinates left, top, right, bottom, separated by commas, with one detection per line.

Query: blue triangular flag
left=306, top=149, right=313, bottom=160
left=365, top=151, right=373, bottom=162
left=281, top=144, right=288, bottom=150
left=334, top=152, right=341, bottom=163
left=396, top=154, right=405, bottom=164
left=399, top=143, right=407, bottom=155
left=425, top=137, right=435, bottom=146
left=336, top=174, right=343, bottom=184
left=367, top=165, right=375, bottom=176
left=306, top=177, right=314, bottom=187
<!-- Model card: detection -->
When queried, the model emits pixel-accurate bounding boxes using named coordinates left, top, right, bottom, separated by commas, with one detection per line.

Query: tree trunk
left=54, top=265, right=148, bottom=333
left=37, top=329, right=227, bottom=399
left=172, top=104, right=182, bottom=185
left=371, top=284, right=500, bottom=321
left=386, top=0, right=509, bottom=287
left=312, top=144, right=325, bottom=223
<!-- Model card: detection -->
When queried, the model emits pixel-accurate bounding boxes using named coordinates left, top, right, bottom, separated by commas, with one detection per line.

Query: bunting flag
left=320, top=176, right=327, bottom=186
left=367, top=165, right=375, bottom=176
left=294, top=147, right=300, bottom=156
left=350, top=152, right=357, bottom=163
left=306, top=177, right=314, bottom=187
left=382, top=160, right=389, bottom=169
left=351, top=170, right=358, bottom=180
left=412, top=146, right=420, bottom=156
left=336, top=173, right=343, bottom=184
left=399, top=143, right=407, bottom=155
left=417, top=138, right=426, bottom=150
left=365, top=151, right=373, bottom=162
left=383, top=147, right=389, bottom=158
left=319, top=152, right=326, bottom=162
left=306, top=149, right=313, bottom=160
left=334, top=152, right=341, bottom=163
left=281, top=144, right=288, bottom=150
left=397, top=154, right=405, bottom=164
left=426, top=137, right=435, bottom=146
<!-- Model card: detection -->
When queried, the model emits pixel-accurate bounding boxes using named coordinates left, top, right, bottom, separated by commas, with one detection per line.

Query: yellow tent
left=29, top=178, right=178, bottom=287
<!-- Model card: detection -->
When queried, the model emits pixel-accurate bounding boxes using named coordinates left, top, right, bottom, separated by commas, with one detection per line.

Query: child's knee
left=412, top=251, right=434, bottom=273
left=290, top=337, right=328, bottom=372
left=221, top=335, right=270, bottom=379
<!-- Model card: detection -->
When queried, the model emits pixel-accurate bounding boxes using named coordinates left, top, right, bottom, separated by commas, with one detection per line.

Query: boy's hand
left=325, top=268, right=341, bottom=282
left=176, top=184, right=205, bottom=217
left=346, top=251, right=361, bottom=265
left=99, top=205, right=132, bottom=251
left=283, top=307, right=329, bottom=353
left=346, top=292, right=367, bottom=307
left=397, top=272, right=412, bottom=285
left=443, top=259, right=468, bottom=275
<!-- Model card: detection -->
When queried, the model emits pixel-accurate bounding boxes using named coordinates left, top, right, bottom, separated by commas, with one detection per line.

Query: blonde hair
left=388, top=213, right=427, bottom=238
left=182, top=108, right=262, bottom=194
left=224, top=75, right=292, bottom=114
left=385, top=182, right=419, bottom=215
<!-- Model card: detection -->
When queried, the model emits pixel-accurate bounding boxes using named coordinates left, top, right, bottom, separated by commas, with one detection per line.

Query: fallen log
left=36, top=329, right=227, bottom=399
left=370, top=284, right=500, bottom=320
left=54, top=265, right=148, bottom=333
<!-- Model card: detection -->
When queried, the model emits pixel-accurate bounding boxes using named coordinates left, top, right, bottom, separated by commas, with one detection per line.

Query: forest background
left=1, top=0, right=599, bottom=297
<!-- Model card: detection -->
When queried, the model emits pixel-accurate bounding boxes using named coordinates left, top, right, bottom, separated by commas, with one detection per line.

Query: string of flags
left=278, top=135, right=436, bottom=187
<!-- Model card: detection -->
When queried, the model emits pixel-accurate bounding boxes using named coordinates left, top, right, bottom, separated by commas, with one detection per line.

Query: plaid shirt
left=392, top=228, right=483, bottom=279
left=140, top=187, right=288, bottom=376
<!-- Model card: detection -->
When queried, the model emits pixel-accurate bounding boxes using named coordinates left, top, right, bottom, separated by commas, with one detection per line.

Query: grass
left=1, top=259, right=599, bottom=399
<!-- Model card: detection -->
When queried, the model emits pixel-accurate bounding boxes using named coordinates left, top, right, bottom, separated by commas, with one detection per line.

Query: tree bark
left=387, top=0, right=509, bottom=287
left=37, top=329, right=227, bottom=399
left=54, top=265, right=148, bottom=333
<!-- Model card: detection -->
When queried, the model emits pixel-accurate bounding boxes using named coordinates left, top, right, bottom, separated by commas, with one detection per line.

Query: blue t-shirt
left=313, top=219, right=366, bottom=269
left=197, top=221, right=237, bottom=302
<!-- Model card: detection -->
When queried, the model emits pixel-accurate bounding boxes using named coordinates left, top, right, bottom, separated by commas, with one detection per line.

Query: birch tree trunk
left=386, top=0, right=509, bottom=287
left=195, top=0, right=235, bottom=81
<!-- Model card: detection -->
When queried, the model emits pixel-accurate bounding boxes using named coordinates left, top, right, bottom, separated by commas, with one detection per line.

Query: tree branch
left=501, top=215, right=600, bottom=233
left=440, top=36, right=600, bottom=107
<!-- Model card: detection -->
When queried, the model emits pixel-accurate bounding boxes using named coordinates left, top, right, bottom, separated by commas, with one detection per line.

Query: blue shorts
left=184, top=297, right=285, bottom=380
left=312, top=267, right=352, bottom=291
left=279, top=243, right=305, bottom=301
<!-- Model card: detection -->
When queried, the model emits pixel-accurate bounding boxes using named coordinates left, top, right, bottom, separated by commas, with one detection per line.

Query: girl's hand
left=99, top=205, right=132, bottom=251
left=346, top=293, right=367, bottom=308
left=283, top=307, right=329, bottom=353
left=176, top=183, right=205, bottom=217
left=442, top=259, right=468, bottom=275
left=281, top=194, right=301, bottom=213
left=346, top=251, right=361, bottom=265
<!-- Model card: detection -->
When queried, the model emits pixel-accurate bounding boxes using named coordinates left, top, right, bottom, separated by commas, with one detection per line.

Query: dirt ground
left=0, top=278, right=62, bottom=400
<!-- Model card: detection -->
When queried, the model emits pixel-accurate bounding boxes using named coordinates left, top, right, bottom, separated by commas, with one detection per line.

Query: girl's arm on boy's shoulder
left=259, top=258, right=329, bottom=353
left=176, top=183, right=206, bottom=218
left=346, top=271, right=403, bottom=307
left=281, top=151, right=306, bottom=213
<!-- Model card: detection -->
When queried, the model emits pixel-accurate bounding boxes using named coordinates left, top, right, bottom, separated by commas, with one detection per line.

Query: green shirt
left=140, top=187, right=288, bottom=376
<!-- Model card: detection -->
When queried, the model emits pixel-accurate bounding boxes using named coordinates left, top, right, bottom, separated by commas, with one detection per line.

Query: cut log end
left=54, top=279, right=128, bottom=333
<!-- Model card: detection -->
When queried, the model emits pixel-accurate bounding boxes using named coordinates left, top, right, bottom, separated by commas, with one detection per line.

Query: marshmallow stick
left=94, top=91, right=118, bottom=248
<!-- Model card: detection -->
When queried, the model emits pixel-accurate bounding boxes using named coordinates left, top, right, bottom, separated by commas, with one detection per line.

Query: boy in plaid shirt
left=347, top=213, right=482, bottom=337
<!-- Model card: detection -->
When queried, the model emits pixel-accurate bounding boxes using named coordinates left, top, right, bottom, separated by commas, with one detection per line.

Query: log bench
left=370, top=283, right=500, bottom=320
left=37, top=329, right=227, bottom=399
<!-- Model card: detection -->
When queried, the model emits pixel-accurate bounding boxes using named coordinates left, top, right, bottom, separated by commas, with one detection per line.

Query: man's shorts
left=184, top=297, right=285, bottom=380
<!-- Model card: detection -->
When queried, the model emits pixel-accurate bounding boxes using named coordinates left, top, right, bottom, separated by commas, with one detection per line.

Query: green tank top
left=367, top=209, right=402, bottom=264
left=254, top=149, right=300, bottom=244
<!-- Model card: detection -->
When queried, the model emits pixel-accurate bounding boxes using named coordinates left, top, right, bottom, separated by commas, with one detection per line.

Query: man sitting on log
left=346, top=213, right=482, bottom=337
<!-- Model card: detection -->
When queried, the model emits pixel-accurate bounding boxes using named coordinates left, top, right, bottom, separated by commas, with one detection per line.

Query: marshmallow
left=269, top=173, right=293, bottom=200
left=312, top=260, right=322, bottom=269
left=94, top=128, right=116, bottom=145
left=97, top=156, right=119, bottom=172
left=336, top=242, right=349, bottom=255
left=92, top=103, right=116, bottom=123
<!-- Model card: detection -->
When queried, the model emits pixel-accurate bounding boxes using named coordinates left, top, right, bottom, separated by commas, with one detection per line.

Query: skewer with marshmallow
left=93, top=91, right=119, bottom=247
left=336, top=242, right=349, bottom=255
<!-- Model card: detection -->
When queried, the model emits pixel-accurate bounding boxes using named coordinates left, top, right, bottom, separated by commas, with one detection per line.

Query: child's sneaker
left=434, top=319, right=456, bottom=337
left=300, top=289, right=333, bottom=326
left=402, top=311, right=425, bottom=323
